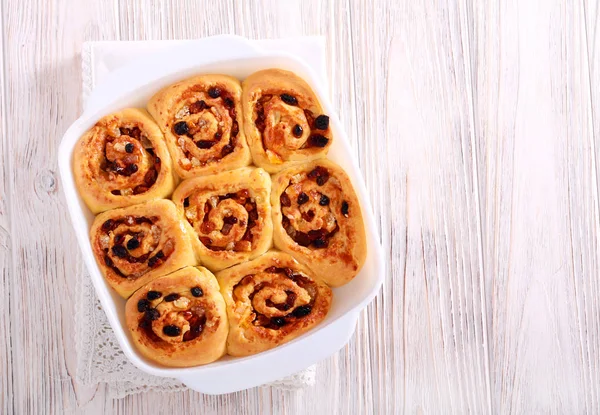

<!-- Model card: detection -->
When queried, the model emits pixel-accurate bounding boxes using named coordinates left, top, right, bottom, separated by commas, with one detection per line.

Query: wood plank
left=0, top=0, right=13, bottom=412
left=0, top=0, right=119, bottom=412
left=387, top=0, right=490, bottom=412
left=474, top=0, right=600, bottom=411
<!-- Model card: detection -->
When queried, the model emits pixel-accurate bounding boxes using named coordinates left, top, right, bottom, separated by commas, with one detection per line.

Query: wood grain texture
left=387, top=1, right=490, bottom=412
left=2, top=0, right=600, bottom=413
left=475, top=0, right=600, bottom=412
left=0, top=0, right=13, bottom=413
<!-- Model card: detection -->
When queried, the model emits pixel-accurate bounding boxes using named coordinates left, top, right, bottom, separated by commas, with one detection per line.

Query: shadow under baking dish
left=59, top=35, right=384, bottom=394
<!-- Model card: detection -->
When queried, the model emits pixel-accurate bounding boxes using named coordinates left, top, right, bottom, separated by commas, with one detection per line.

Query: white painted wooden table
left=2, top=0, right=599, bottom=413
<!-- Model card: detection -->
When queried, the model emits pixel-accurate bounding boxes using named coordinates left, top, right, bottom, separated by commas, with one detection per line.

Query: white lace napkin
left=75, top=37, right=326, bottom=398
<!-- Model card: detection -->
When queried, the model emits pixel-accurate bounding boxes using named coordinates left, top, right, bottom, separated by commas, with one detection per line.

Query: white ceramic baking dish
left=58, top=35, right=384, bottom=394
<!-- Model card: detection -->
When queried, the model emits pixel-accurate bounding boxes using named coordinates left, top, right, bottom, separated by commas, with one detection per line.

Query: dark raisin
left=124, top=127, right=141, bottom=139
left=201, top=221, right=216, bottom=234
left=127, top=238, right=140, bottom=250
left=125, top=143, right=134, bottom=153
left=308, top=134, right=329, bottom=148
left=133, top=185, right=148, bottom=194
left=301, top=210, right=315, bottom=222
left=104, top=160, right=117, bottom=172
left=231, top=121, right=239, bottom=137
left=214, top=132, right=222, bottom=140
left=313, top=238, right=328, bottom=248
left=297, top=192, right=309, bottom=205
left=104, top=255, right=114, bottom=267
left=292, top=305, right=312, bottom=317
left=314, top=115, right=330, bottom=130
left=283, top=268, right=295, bottom=278
left=271, top=317, right=286, bottom=327
left=280, top=193, right=291, bottom=207
left=255, top=119, right=265, bottom=132
left=155, top=251, right=165, bottom=259
left=137, top=299, right=150, bottom=312
left=183, top=197, right=190, bottom=207
left=144, top=308, right=160, bottom=321
left=164, top=293, right=180, bottom=302
left=111, top=190, right=120, bottom=196
left=223, top=216, right=238, bottom=225
left=308, top=229, right=326, bottom=240
left=147, top=291, right=162, bottom=300
left=294, top=232, right=311, bottom=247
left=285, top=291, right=297, bottom=306
left=174, top=121, right=189, bottom=135
left=123, top=164, right=138, bottom=176
left=248, top=209, right=259, bottom=221
left=148, top=256, right=159, bottom=268
left=196, top=140, right=215, bottom=149
left=221, top=223, right=233, bottom=235
left=280, top=94, right=298, bottom=105
left=224, top=97, right=234, bottom=108
left=191, top=287, right=203, bottom=297
left=163, top=325, right=181, bottom=336
left=183, top=320, right=204, bottom=341
left=292, top=124, right=303, bottom=137
left=144, top=169, right=158, bottom=186
left=114, top=234, right=125, bottom=245
left=189, top=100, right=207, bottom=113
left=341, top=201, right=349, bottom=217
left=319, top=195, right=330, bottom=206
left=221, top=144, right=234, bottom=156
left=111, top=245, right=127, bottom=258
left=308, top=166, right=330, bottom=185
left=155, top=157, right=161, bottom=164
left=208, top=87, right=221, bottom=98
left=289, top=273, right=303, bottom=281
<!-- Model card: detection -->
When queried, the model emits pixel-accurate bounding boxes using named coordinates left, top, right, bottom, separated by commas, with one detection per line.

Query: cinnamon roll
left=242, top=69, right=332, bottom=173
left=73, top=108, right=175, bottom=213
left=147, top=74, right=251, bottom=179
left=271, top=159, right=367, bottom=286
left=125, top=266, right=228, bottom=367
left=90, top=200, right=197, bottom=298
left=216, top=251, right=332, bottom=357
left=171, top=167, right=273, bottom=271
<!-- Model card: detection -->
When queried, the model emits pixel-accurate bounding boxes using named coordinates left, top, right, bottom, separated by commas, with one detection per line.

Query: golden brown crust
left=271, top=159, right=367, bottom=286
left=171, top=167, right=273, bottom=271
left=90, top=200, right=197, bottom=298
left=242, top=69, right=332, bottom=173
left=216, top=251, right=332, bottom=356
left=73, top=108, right=176, bottom=214
left=147, top=74, right=251, bottom=179
left=125, top=266, right=228, bottom=367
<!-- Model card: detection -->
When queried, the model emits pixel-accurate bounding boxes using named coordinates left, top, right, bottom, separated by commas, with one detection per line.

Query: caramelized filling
left=100, top=216, right=171, bottom=277
left=101, top=125, right=161, bottom=195
left=232, top=268, right=317, bottom=331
